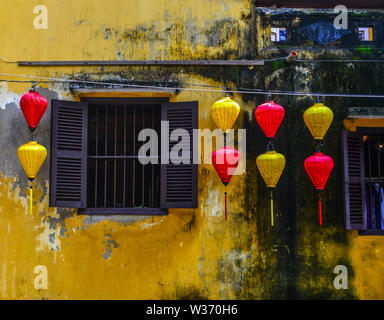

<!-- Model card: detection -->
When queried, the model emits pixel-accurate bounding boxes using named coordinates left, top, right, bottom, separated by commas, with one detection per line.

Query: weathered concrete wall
left=0, top=1, right=383, bottom=299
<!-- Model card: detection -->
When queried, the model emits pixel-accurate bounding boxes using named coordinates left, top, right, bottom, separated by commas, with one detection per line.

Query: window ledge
left=358, top=230, right=384, bottom=236
left=72, top=88, right=178, bottom=100
left=78, top=208, right=168, bottom=216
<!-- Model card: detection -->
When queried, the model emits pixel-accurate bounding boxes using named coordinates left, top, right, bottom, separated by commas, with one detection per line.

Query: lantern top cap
left=257, top=101, right=284, bottom=108
left=219, top=96, right=237, bottom=102
left=309, top=152, right=334, bottom=159
left=211, top=96, right=239, bottom=106
left=258, top=150, right=286, bottom=157
left=308, top=152, right=326, bottom=156
left=310, top=102, right=330, bottom=108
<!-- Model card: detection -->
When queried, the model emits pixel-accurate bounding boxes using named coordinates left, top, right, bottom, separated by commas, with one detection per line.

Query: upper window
left=265, top=14, right=383, bottom=48
left=271, top=27, right=287, bottom=42
left=358, top=27, right=374, bottom=41
left=343, top=128, right=384, bottom=235
left=49, top=98, right=198, bottom=215
left=256, top=1, right=384, bottom=8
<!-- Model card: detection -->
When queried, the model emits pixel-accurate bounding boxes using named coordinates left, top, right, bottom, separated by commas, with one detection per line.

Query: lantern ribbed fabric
left=210, top=97, right=240, bottom=133
left=304, top=152, right=334, bottom=191
left=212, top=146, right=241, bottom=185
left=304, top=152, right=334, bottom=226
left=255, top=101, right=285, bottom=138
left=17, top=141, right=47, bottom=215
left=256, top=151, right=286, bottom=188
left=20, top=91, right=48, bottom=131
left=303, top=102, right=334, bottom=141
left=212, top=146, right=241, bottom=221
left=17, top=141, right=47, bottom=180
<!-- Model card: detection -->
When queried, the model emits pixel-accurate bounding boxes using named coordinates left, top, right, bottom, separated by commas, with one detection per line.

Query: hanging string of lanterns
left=206, top=92, right=336, bottom=228
left=211, top=95, right=241, bottom=221
left=303, top=98, right=334, bottom=226
left=255, top=98, right=286, bottom=226
left=12, top=84, right=337, bottom=227
left=17, top=86, right=48, bottom=215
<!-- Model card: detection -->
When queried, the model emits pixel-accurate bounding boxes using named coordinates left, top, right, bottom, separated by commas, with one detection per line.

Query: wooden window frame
left=50, top=100, right=88, bottom=208
left=160, top=102, right=199, bottom=209
left=356, top=127, right=384, bottom=235
left=354, top=20, right=381, bottom=45
left=50, top=97, right=199, bottom=216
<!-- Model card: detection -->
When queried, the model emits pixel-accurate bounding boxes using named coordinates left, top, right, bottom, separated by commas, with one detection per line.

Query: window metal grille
left=86, top=102, right=161, bottom=209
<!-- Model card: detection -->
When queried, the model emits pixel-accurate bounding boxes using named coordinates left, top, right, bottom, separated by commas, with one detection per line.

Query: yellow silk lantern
left=210, top=97, right=240, bottom=133
left=256, top=151, right=286, bottom=226
left=17, top=141, right=47, bottom=215
left=303, top=102, right=334, bottom=141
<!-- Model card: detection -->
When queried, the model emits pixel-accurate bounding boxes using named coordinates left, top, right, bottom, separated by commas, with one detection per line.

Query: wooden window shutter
left=342, top=130, right=367, bottom=230
left=161, top=101, right=198, bottom=208
left=50, top=100, right=88, bottom=208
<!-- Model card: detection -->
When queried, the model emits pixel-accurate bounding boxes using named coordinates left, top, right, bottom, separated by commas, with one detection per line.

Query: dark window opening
left=86, top=102, right=161, bottom=209
left=364, top=133, right=384, bottom=231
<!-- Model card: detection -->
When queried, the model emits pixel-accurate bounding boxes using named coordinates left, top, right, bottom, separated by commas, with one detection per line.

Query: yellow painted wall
left=0, top=0, right=261, bottom=300
left=0, top=0, right=383, bottom=300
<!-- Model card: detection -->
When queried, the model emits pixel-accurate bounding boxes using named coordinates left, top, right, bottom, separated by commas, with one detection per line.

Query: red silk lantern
left=304, top=152, right=334, bottom=226
left=20, top=91, right=48, bottom=132
left=212, top=146, right=241, bottom=221
left=255, top=101, right=285, bottom=138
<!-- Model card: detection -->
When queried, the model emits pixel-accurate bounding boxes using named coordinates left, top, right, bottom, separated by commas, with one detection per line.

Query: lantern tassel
left=30, top=182, right=33, bottom=215
left=270, top=189, right=274, bottom=226
left=318, top=191, right=323, bottom=226
left=224, top=190, right=227, bottom=221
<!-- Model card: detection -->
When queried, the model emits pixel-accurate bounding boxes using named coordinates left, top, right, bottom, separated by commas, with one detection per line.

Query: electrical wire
left=2, top=53, right=384, bottom=64
left=0, top=71, right=383, bottom=99
left=0, top=55, right=18, bottom=63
